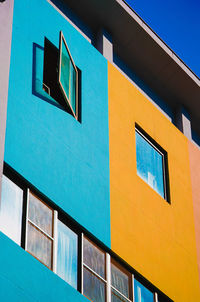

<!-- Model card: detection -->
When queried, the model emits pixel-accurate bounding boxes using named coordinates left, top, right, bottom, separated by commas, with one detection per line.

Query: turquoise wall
left=0, top=233, right=87, bottom=301
left=4, top=0, right=110, bottom=247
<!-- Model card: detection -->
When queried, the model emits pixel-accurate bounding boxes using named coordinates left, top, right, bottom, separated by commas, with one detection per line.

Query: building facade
left=0, top=0, right=200, bottom=301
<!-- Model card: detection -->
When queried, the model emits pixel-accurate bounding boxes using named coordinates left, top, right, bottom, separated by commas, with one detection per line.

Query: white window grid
left=1, top=175, right=165, bottom=302
left=81, top=234, right=159, bottom=302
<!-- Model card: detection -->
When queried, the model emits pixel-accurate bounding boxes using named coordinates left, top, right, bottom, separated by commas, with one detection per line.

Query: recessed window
left=135, top=127, right=169, bottom=200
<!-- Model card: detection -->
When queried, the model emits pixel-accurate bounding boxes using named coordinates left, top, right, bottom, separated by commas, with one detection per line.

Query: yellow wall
left=108, top=62, right=200, bottom=301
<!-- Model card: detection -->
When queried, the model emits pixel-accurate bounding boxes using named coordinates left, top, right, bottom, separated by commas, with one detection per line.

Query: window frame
left=1, top=165, right=172, bottom=302
left=58, top=31, right=79, bottom=120
left=135, top=125, right=170, bottom=202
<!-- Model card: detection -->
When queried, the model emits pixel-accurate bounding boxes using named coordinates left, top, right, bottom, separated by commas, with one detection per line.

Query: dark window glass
left=83, top=237, right=105, bottom=278
left=83, top=267, right=106, bottom=302
left=28, top=192, right=53, bottom=236
left=27, top=222, right=53, bottom=269
left=111, top=289, right=129, bottom=302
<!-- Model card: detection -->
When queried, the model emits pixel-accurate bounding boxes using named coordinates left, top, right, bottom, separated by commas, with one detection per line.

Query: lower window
left=0, top=171, right=172, bottom=302
left=0, top=174, right=78, bottom=289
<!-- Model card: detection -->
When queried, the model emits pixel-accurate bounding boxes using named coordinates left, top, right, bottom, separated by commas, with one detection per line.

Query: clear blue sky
left=125, top=0, right=200, bottom=78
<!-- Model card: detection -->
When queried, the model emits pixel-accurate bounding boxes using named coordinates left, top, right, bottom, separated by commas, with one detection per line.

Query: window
left=135, top=127, right=169, bottom=201
left=111, top=260, right=132, bottom=302
left=0, top=175, right=78, bottom=289
left=0, top=175, right=23, bottom=245
left=83, top=237, right=106, bottom=302
left=43, top=31, right=79, bottom=120
left=0, top=169, right=171, bottom=302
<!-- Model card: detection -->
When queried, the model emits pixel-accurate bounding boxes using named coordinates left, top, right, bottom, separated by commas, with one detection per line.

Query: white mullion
left=53, top=210, right=58, bottom=273
left=111, top=285, right=132, bottom=302
left=154, top=292, right=158, bottom=302
left=83, top=263, right=107, bottom=283
left=81, top=233, right=84, bottom=294
left=25, top=189, right=30, bottom=251
left=27, top=219, right=54, bottom=240
left=132, top=274, right=135, bottom=302
left=106, top=253, right=111, bottom=302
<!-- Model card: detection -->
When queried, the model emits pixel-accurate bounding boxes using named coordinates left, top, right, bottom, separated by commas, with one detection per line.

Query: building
left=0, top=0, right=200, bottom=301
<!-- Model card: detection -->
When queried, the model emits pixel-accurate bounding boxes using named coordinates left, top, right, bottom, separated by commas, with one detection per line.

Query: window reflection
left=0, top=175, right=23, bottom=245
left=135, top=130, right=165, bottom=198
left=57, top=220, right=78, bottom=289
left=111, top=262, right=130, bottom=298
left=27, top=222, right=53, bottom=269
left=83, top=237, right=105, bottom=278
left=28, top=192, right=53, bottom=236
left=83, top=267, right=106, bottom=302
left=134, top=279, right=154, bottom=302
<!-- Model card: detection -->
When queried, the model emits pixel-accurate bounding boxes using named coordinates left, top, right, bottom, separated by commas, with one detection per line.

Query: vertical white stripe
left=53, top=210, right=58, bottom=272
left=106, top=253, right=111, bottom=302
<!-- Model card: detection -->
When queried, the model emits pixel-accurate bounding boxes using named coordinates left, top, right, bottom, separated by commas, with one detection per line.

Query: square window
left=135, top=127, right=169, bottom=201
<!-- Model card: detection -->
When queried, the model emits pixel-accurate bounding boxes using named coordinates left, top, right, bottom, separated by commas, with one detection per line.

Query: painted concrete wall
left=188, top=141, right=200, bottom=287
left=0, top=0, right=14, bottom=201
left=0, top=232, right=87, bottom=302
left=4, top=0, right=110, bottom=247
left=108, top=62, right=200, bottom=301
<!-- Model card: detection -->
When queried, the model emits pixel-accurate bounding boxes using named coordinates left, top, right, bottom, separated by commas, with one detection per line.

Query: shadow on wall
left=49, top=0, right=93, bottom=43
left=113, top=53, right=173, bottom=121
left=192, top=130, right=200, bottom=148
left=32, top=41, right=82, bottom=122
left=32, top=42, right=64, bottom=110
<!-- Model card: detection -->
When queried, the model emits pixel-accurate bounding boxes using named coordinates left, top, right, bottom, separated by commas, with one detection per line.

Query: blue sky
left=125, top=0, right=200, bottom=78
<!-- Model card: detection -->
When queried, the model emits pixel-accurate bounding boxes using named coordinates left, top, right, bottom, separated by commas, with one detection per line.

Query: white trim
left=83, top=263, right=107, bottom=283
left=154, top=292, right=158, bottom=302
left=25, top=189, right=30, bottom=251
left=111, top=285, right=132, bottom=302
left=53, top=210, right=58, bottom=273
left=27, top=219, right=54, bottom=241
left=81, top=233, right=84, bottom=294
left=106, top=253, right=111, bottom=302
left=132, top=274, right=135, bottom=302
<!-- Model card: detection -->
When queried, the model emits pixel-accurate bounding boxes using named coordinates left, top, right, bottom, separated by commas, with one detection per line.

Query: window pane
left=0, top=175, right=23, bottom=245
left=60, top=38, right=70, bottom=100
left=69, top=63, right=76, bottom=114
left=111, top=289, right=129, bottom=302
left=111, top=262, right=130, bottom=298
left=59, top=35, right=77, bottom=116
left=28, top=192, right=53, bottom=236
left=27, top=222, right=53, bottom=269
left=83, top=267, right=106, bottom=302
left=136, top=131, right=165, bottom=198
left=57, top=220, right=78, bottom=289
left=83, top=237, right=105, bottom=278
left=134, top=279, right=154, bottom=302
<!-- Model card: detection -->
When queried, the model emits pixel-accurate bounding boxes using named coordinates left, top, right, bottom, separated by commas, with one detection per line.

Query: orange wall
left=108, top=62, right=200, bottom=302
left=188, top=141, right=200, bottom=286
